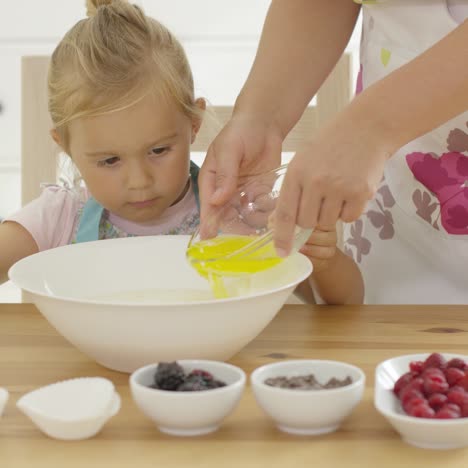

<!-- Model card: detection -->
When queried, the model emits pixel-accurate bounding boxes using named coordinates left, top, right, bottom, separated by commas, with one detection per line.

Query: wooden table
left=1, top=304, right=468, bottom=467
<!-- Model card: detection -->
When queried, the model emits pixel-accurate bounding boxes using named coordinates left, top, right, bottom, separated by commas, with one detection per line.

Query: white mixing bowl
left=9, top=236, right=312, bottom=372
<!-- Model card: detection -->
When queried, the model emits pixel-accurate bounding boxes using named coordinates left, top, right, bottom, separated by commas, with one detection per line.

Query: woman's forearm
left=348, top=19, right=468, bottom=155
left=234, top=0, right=361, bottom=138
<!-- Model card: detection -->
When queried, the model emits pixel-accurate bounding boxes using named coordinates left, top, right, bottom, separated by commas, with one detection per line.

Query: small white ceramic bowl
left=375, top=353, right=468, bottom=450
left=16, top=377, right=120, bottom=440
left=130, top=360, right=246, bottom=436
left=9, top=236, right=311, bottom=373
left=251, top=360, right=365, bottom=435
left=0, top=388, right=9, bottom=417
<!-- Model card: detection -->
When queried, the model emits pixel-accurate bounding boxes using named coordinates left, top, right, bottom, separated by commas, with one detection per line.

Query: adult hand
left=198, top=113, right=283, bottom=238
left=273, top=113, right=391, bottom=257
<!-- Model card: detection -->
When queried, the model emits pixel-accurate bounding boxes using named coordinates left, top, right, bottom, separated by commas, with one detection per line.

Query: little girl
left=0, top=0, right=205, bottom=285
left=0, top=0, right=363, bottom=304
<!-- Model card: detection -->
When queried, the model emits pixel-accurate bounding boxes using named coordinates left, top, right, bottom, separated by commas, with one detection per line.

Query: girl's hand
left=299, top=228, right=339, bottom=273
left=297, top=226, right=364, bottom=305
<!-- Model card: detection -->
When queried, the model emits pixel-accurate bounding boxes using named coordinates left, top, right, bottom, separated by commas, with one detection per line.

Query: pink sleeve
left=4, top=185, right=80, bottom=251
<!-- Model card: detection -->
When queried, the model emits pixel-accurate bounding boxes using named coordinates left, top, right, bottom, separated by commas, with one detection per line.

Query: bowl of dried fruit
left=375, top=352, right=468, bottom=450
left=129, top=360, right=246, bottom=436
left=250, top=359, right=365, bottom=435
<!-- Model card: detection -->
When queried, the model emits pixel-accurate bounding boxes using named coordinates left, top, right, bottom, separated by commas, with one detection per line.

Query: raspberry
left=446, top=358, right=467, bottom=370
left=451, top=385, right=464, bottom=392
left=405, top=377, right=424, bottom=393
left=457, top=374, right=468, bottom=391
left=409, top=360, right=424, bottom=374
left=400, top=387, right=424, bottom=406
left=444, top=367, right=465, bottom=386
left=403, top=396, right=427, bottom=414
left=189, top=369, right=214, bottom=381
left=422, top=367, right=444, bottom=378
left=462, top=401, right=468, bottom=418
left=394, top=372, right=415, bottom=396
left=427, top=393, right=448, bottom=410
left=435, top=404, right=461, bottom=419
left=446, top=403, right=461, bottom=415
left=423, top=353, right=446, bottom=371
left=446, top=388, right=468, bottom=408
left=408, top=403, right=435, bottom=418
left=423, top=373, right=449, bottom=396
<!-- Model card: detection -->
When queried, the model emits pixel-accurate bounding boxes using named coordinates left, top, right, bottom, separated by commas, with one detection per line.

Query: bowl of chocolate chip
left=251, top=359, right=365, bottom=435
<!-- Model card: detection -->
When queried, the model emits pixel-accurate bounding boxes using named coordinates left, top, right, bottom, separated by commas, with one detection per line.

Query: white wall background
left=0, top=0, right=361, bottom=301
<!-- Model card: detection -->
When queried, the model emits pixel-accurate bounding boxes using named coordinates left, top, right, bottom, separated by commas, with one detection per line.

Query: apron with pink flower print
left=343, top=0, right=468, bottom=303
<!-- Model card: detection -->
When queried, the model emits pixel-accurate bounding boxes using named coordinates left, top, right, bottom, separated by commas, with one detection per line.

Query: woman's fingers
left=272, top=172, right=302, bottom=257
left=340, top=197, right=370, bottom=223
left=317, top=196, right=345, bottom=231
left=198, top=137, right=243, bottom=238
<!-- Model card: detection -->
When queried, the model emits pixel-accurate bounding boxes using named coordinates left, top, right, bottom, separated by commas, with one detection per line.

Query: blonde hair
left=48, top=0, right=202, bottom=151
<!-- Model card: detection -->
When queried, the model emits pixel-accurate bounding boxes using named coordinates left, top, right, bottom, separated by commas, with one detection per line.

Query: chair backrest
left=21, top=53, right=352, bottom=205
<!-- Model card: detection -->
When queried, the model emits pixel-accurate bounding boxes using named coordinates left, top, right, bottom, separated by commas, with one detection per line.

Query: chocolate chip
left=265, top=373, right=352, bottom=390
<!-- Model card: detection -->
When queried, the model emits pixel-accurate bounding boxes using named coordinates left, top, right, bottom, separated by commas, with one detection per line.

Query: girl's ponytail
left=86, top=0, right=114, bottom=17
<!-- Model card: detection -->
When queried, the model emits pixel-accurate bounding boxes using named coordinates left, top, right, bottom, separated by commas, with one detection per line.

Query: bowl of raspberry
left=129, top=360, right=246, bottom=436
left=374, top=352, right=468, bottom=449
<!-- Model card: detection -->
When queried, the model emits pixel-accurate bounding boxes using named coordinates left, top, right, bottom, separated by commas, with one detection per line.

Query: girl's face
left=65, top=93, right=202, bottom=224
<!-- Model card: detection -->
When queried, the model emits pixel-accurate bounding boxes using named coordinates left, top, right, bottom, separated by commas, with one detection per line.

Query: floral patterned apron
left=344, top=0, right=468, bottom=303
